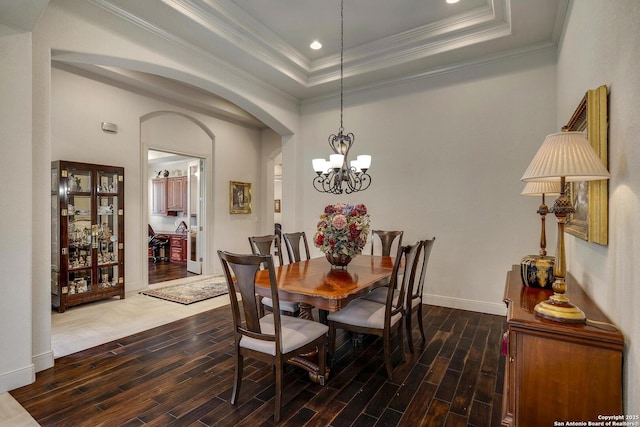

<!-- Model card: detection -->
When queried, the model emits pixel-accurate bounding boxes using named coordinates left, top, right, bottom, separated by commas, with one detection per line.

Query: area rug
left=140, top=276, right=228, bottom=305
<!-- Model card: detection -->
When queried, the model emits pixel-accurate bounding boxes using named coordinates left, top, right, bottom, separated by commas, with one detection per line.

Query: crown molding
left=88, top=0, right=300, bottom=102
left=303, top=41, right=557, bottom=107
left=90, top=0, right=515, bottom=91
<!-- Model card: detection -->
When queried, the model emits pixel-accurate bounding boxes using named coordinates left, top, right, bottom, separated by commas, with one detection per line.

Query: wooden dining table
left=254, top=254, right=396, bottom=382
left=254, top=254, right=396, bottom=320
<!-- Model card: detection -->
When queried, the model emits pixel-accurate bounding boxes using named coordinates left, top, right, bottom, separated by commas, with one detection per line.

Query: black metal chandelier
left=312, top=0, right=371, bottom=194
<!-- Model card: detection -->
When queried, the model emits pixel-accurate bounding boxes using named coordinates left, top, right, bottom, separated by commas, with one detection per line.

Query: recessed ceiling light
left=446, top=0, right=460, bottom=4
left=310, top=40, right=322, bottom=50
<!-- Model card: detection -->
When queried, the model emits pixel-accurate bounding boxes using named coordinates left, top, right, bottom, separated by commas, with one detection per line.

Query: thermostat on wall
left=101, top=122, right=118, bottom=134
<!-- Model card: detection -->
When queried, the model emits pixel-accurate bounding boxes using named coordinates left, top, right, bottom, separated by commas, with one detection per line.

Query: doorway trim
left=140, top=111, right=215, bottom=287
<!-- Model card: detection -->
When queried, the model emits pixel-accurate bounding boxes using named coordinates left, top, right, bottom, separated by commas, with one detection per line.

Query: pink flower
left=332, top=214, right=347, bottom=230
left=314, top=203, right=370, bottom=257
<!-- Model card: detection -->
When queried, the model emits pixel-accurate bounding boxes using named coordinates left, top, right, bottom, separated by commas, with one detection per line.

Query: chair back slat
left=249, top=234, right=284, bottom=266
left=282, top=231, right=311, bottom=264
left=386, top=242, right=422, bottom=319
left=371, top=230, right=404, bottom=257
left=410, top=237, right=436, bottom=300
left=218, top=251, right=282, bottom=344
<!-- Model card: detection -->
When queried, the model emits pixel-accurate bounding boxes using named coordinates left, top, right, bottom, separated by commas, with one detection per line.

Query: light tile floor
left=52, top=276, right=230, bottom=357
left=1, top=276, right=231, bottom=426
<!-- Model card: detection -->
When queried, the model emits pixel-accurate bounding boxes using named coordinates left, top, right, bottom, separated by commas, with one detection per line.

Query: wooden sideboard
left=502, top=265, right=624, bottom=426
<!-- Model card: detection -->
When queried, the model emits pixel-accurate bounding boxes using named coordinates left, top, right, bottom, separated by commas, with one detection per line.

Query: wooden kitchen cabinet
left=501, top=265, right=623, bottom=426
left=153, top=176, right=187, bottom=214
left=167, top=176, right=187, bottom=211
left=170, top=234, right=187, bottom=264
left=151, top=178, right=167, bottom=215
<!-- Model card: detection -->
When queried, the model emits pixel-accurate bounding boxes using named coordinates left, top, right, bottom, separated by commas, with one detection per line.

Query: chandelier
left=312, top=0, right=371, bottom=194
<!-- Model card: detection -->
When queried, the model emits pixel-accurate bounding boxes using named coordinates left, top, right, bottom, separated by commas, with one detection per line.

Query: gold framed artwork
left=274, top=199, right=281, bottom=213
left=563, top=85, right=608, bottom=245
left=229, top=181, right=251, bottom=214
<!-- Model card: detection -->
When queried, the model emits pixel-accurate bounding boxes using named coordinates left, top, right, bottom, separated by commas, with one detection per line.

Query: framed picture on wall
left=274, top=199, right=281, bottom=213
left=563, top=85, right=609, bottom=245
left=229, top=181, right=251, bottom=214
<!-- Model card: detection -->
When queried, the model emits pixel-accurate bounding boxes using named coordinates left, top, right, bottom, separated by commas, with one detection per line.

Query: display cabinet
left=51, top=161, right=125, bottom=312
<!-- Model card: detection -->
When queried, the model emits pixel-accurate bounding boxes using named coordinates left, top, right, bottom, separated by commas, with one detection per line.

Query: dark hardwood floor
left=148, top=259, right=197, bottom=284
left=12, top=300, right=506, bottom=426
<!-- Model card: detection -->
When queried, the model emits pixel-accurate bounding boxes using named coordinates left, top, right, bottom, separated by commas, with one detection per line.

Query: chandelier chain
left=340, top=0, right=344, bottom=132
left=311, top=0, right=371, bottom=194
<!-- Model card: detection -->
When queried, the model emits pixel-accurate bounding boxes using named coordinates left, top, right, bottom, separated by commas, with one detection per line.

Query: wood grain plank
left=10, top=304, right=506, bottom=427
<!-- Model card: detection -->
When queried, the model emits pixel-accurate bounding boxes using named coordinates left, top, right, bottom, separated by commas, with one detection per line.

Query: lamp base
left=520, top=255, right=555, bottom=288
left=534, top=294, right=586, bottom=323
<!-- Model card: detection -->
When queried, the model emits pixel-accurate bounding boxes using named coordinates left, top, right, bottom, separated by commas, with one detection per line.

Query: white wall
left=1, top=0, right=301, bottom=391
left=51, top=67, right=264, bottom=288
left=0, top=31, right=35, bottom=392
left=4, top=0, right=636, bottom=413
left=300, top=48, right=558, bottom=315
left=557, top=0, right=640, bottom=413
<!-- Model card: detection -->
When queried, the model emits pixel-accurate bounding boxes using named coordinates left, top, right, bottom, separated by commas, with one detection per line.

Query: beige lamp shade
left=521, top=132, right=610, bottom=182
left=521, top=181, right=561, bottom=196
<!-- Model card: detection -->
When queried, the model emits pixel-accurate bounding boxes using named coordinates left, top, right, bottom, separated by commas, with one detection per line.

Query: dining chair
left=405, top=237, right=435, bottom=353
left=282, top=231, right=311, bottom=263
left=218, top=250, right=328, bottom=422
left=362, top=238, right=436, bottom=353
left=249, top=234, right=299, bottom=316
left=326, top=241, right=422, bottom=381
left=248, top=234, right=284, bottom=266
left=370, top=230, right=404, bottom=257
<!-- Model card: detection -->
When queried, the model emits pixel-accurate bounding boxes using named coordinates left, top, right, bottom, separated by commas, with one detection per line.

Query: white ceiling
left=4, top=0, right=568, bottom=121
left=89, top=0, right=567, bottom=100
left=0, top=0, right=48, bottom=36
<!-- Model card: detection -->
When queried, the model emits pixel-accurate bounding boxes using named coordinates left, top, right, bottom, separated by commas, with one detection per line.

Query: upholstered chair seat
left=326, top=298, right=402, bottom=329
left=240, top=313, right=328, bottom=355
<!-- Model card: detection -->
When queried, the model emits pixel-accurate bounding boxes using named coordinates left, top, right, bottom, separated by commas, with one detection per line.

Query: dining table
left=254, top=254, right=396, bottom=382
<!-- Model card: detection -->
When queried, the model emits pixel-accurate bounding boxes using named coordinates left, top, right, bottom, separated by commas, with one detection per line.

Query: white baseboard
left=424, top=293, right=507, bottom=316
left=0, top=364, right=35, bottom=394
left=33, top=350, right=54, bottom=373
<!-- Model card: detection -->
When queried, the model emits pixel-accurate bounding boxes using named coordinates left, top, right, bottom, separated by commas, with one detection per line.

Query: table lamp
left=521, top=131, right=610, bottom=323
left=520, top=181, right=561, bottom=289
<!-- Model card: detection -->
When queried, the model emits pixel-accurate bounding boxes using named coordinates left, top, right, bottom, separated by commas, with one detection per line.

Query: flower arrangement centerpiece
left=314, top=203, right=370, bottom=268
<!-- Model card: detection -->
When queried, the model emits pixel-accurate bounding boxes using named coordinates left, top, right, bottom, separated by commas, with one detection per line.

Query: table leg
left=298, top=302, right=314, bottom=320
left=291, top=302, right=330, bottom=383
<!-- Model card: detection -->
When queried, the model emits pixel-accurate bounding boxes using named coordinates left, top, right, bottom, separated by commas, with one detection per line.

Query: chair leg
left=274, top=363, right=283, bottom=422
left=383, top=328, right=394, bottom=381
left=398, top=321, right=407, bottom=363
left=406, top=310, right=415, bottom=354
left=317, top=338, right=327, bottom=386
left=328, top=322, right=336, bottom=363
left=231, top=354, right=243, bottom=405
left=417, top=303, right=426, bottom=342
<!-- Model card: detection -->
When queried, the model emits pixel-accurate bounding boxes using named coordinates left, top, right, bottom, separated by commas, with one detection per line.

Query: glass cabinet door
left=51, top=166, right=60, bottom=296
left=66, top=167, right=93, bottom=295
left=97, top=169, right=120, bottom=289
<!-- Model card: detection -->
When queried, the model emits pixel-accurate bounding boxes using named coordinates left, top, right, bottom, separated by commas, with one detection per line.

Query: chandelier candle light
left=312, top=0, right=371, bottom=194
left=521, top=131, right=610, bottom=323
left=520, top=181, right=561, bottom=289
